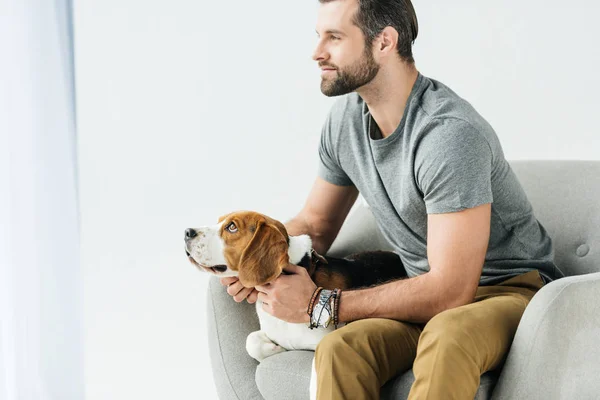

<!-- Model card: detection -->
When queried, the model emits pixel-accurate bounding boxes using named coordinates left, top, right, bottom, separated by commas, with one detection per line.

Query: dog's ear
left=238, top=221, right=289, bottom=287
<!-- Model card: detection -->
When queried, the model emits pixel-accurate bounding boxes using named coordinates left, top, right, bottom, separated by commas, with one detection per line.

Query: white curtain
left=0, top=0, right=83, bottom=399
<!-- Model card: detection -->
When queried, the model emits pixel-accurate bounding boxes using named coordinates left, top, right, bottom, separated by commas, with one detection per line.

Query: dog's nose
left=185, top=228, right=197, bottom=239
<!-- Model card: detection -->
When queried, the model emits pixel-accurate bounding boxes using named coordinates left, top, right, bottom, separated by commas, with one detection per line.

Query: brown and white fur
left=184, top=211, right=407, bottom=361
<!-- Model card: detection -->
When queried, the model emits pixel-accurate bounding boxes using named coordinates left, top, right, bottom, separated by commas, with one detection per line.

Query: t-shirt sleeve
left=317, top=112, right=354, bottom=186
left=415, top=118, right=493, bottom=214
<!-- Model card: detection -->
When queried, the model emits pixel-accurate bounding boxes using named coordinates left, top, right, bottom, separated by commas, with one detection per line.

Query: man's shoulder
left=414, top=75, right=498, bottom=144
left=416, top=76, right=477, bottom=122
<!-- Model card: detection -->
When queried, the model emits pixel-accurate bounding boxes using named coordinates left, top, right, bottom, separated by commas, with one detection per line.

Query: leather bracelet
left=333, top=289, right=342, bottom=328
left=328, top=289, right=337, bottom=328
left=307, top=287, right=323, bottom=318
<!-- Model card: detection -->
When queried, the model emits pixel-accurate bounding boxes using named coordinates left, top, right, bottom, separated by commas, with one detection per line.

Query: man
left=221, top=0, right=563, bottom=398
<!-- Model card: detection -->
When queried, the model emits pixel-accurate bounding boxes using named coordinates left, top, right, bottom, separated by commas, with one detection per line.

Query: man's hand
left=219, top=277, right=259, bottom=304
left=255, top=264, right=317, bottom=324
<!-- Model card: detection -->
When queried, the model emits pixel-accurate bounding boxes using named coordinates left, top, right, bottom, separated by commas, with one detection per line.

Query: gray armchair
left=206, top=160, right=600, bottom=400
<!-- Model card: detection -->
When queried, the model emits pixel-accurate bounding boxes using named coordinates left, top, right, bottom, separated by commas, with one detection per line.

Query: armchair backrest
left=511, top=160, right=600, bottom=277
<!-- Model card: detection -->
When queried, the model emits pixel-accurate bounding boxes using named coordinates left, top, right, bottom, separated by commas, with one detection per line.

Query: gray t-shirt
left=318, top=73, right=562, bottom=285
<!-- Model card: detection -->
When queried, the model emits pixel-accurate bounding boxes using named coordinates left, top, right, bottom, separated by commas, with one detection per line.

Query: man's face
left=313, top=0, right=380, bottom=97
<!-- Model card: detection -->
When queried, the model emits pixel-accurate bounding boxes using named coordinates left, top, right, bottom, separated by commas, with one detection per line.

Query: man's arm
left=285, top=177, right=358, bottom=254
left=255, top=202, right=491, bottom=324
left=338, top=203, right=491, bottom=323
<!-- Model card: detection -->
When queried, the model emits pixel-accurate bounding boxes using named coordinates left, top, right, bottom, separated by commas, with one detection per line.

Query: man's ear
left=238, top=221, right=289, bottom=287
left=375, top=26, right=399, bottom=56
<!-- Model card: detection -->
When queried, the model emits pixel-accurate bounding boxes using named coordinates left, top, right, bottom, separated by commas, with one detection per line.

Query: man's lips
left=321, top=68, right=336, bottom=76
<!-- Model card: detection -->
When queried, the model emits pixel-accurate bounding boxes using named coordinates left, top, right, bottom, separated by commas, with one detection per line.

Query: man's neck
left=357, top=64, right=419, bottom=138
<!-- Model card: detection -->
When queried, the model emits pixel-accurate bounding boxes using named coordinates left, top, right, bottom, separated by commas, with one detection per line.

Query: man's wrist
left=308, top=288, right=341, bottom=329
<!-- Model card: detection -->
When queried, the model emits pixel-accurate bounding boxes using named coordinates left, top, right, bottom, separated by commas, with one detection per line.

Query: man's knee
left=419, top=308, right=471, bottom=351
left=315, top=329, right=353, bottom=359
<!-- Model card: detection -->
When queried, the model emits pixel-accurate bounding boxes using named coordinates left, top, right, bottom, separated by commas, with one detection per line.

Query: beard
left=320, top=46, right=380, bottom=97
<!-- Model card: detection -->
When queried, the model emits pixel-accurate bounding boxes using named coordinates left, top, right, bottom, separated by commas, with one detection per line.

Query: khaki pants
left=314, top=270, right=545, bottom=400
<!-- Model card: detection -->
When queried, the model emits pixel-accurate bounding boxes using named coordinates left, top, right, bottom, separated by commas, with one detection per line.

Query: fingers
left=227, top=281, right=244, bottom=297
left=220, top=277, right=238, bottom=287
left=233, top=287, right=254, bottom=303
left=255, top=283, right=270, bottom=293
left=224, top=279, right=256, bottom=303
left=247, top=289, right=259, bottom=304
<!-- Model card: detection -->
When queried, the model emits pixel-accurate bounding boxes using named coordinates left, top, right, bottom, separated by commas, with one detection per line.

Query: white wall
left=415, top=1, right=600, bottom=160
left=74, top=1, right=600, bottom=399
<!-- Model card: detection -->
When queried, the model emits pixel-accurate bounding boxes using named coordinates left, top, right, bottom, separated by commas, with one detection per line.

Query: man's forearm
left=285, top=215, right=335, bottom=255
left=338, top=272, right=467, bottom=324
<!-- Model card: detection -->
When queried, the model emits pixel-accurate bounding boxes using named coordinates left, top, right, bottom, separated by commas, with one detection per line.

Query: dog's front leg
left=246, top=330, right=286, bottom=362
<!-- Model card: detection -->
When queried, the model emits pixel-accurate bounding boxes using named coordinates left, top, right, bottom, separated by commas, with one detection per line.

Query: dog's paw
left=246, top=330, right=286, bottom=362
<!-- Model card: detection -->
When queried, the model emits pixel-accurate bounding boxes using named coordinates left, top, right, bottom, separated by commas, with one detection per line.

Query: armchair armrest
left=206, top=276, right=263, bottom=400
left=492, top=272, right=600, bottom=400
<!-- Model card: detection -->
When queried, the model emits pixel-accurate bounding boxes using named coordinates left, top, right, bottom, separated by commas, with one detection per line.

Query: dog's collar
left=295, top=248, right=328, bottom=274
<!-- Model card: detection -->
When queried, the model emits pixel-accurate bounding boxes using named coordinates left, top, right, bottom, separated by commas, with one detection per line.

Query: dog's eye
left=226, top=222, right=238, bottom=233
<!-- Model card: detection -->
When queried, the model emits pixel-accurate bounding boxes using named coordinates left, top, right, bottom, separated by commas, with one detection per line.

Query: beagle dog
left=184, top=210, right=406, bottom=362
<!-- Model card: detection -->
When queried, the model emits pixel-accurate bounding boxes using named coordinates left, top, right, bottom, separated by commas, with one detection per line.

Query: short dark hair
left=319, top=0, right=419, bottom=64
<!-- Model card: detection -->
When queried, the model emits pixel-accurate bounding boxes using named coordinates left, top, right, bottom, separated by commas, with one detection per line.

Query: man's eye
left=331, top=36, right=340, bottom=40
left=226, top=222, right=238, bottom=233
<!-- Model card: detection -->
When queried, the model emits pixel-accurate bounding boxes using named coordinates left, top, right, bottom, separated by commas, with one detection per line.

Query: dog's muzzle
left=184, top=228, right=228, bottom=273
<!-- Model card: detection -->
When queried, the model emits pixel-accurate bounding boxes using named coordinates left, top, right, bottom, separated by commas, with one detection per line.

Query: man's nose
left=312, top=42, right=326, bottom=62
left=185, top=228, right=197, bottom=240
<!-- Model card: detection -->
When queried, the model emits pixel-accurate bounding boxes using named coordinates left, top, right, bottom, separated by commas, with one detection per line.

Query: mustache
left=319, top=63, right=337, bottom=69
